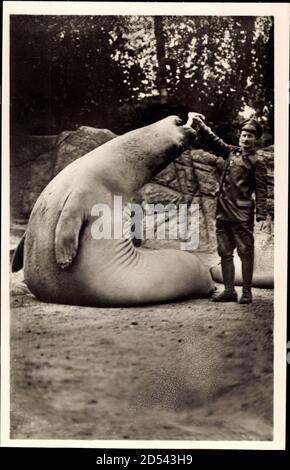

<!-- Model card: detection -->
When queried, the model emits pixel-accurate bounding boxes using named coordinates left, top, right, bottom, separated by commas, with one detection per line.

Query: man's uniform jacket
left=198, top=124, right=268, bottom=223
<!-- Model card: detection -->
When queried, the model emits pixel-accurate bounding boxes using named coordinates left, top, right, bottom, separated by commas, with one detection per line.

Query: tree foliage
left=10, top=15, right=274, bottom=140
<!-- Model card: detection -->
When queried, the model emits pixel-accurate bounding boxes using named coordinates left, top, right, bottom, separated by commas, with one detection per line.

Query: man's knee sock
left=221, top=258, right=235, bottom=291
left=241, top=258, right=254, bottom=291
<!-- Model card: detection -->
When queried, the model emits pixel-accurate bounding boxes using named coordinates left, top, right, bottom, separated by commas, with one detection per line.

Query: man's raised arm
left=187, top=112, right=231, bottom=159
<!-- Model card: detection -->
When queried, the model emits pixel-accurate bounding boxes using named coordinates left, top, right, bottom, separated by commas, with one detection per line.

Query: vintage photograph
left=2, top=2, right=288, bottom=449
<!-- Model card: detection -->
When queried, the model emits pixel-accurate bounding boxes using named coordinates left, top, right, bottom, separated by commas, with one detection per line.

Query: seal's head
left=239, top=118, right=262, bottom=151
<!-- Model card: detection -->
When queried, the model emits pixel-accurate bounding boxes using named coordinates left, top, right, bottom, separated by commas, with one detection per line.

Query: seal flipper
left=11, top=233, right=25, bottom=272
left=54, top=192, right=86, bottom=269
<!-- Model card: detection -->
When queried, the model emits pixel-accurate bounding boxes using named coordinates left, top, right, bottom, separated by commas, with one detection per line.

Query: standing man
left=192, top=115, right=268, bottom=304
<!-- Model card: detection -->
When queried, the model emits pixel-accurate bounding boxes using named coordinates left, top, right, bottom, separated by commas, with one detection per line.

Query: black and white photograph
left=1, top=1, right=288, bottom=449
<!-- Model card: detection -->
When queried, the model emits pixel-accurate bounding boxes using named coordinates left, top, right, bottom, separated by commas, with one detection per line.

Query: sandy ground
left=9, top=255, right=273, bottom=443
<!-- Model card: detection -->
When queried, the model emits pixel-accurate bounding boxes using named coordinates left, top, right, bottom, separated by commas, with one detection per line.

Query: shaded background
left=10, top=15, right=274, bottom=142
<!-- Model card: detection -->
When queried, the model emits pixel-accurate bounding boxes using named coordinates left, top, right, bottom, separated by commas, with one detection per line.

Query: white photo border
left=1, top=1, right=289, bottom=450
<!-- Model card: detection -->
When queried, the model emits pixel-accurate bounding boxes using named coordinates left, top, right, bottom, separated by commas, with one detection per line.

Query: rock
left=138, top=183, right=184, bottom=206
left=153, top=163, right=180, bottom=191
left=175, top=162, right=198, bottom=197
left=10, top=135, right=57, bottom=219
left=257, top=146, right=274, bottom=219
left=191, top=196, right=217, bottom=252
left=10, top=221, right=26, bottom=253
left=257, top=146, right=274, bottom=167
left=10, top=127, right=116, bottom=219
left=193, top=167, right=219, bottom=198
left=267, top=198, right=274, bottom=217
left=153, top=150, right=199, bottom=197
left=53, top=126, right=116, bottom=175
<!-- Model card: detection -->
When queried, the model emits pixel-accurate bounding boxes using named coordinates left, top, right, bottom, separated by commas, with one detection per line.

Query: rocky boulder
left=10, top=127, right=116, bottom=221
left=10, top=135, right=58, bottom=220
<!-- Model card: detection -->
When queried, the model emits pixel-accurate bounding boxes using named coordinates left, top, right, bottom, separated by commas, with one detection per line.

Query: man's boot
left=239, top=288, right=252, bottom=304
left=239, top=258, right=254, bottom=304
left=213, top=258, right=237, bottom=302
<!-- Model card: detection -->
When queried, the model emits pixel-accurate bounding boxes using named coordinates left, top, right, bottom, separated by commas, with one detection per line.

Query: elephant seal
left=210, top=255, right=274, bottom=289
left=13, top=115, right=214, bottom=306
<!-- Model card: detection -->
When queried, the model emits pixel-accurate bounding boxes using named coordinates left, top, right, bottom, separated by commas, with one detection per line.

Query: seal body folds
left=24, top=116, right=214, bottom=306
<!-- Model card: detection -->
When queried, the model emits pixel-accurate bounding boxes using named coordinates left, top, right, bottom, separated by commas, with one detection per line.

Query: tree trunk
left=240, top=17, right=256, bottom=91
left=153, top=16, right=168, bottom=102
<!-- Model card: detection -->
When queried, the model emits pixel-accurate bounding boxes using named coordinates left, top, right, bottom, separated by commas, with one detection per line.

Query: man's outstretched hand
left=184, top=112, right=206, bottom=129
